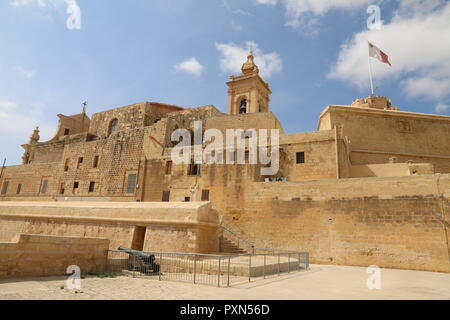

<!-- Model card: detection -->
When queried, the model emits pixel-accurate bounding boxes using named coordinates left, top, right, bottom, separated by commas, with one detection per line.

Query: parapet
left=351, top=96, right=398, bottom=110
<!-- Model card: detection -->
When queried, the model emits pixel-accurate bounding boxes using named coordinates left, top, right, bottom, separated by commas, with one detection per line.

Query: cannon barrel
left=118, top=247, right=160, bottom=273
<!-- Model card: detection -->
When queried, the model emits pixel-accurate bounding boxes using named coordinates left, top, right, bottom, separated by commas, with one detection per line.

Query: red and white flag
left=368, top=42, right=392, bottom=66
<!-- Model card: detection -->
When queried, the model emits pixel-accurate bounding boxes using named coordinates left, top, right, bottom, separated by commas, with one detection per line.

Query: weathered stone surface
left=0, top=54, right=449, bottom=274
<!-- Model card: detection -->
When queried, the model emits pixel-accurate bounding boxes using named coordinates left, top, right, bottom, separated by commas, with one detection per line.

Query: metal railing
left=106, top=248, right=309, bottom=287
left=219, top=224, right=255, bottom=254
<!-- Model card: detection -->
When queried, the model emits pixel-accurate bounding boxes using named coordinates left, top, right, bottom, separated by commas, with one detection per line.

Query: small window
left=188, top=164, right=201, bottom=176
left=93, top=156, right=99, bottom=169
left=184, top=197, right=191, bottom=202
left=1, top=181, right=9, bottom=195
left=64, top=159, right=69, bottom=172
left=245, top=151, right=250, bottom=161
left=60, top=183, right=65, bottom=195
left=201, top=190, right=210, bottom=201
left=41, top=180, right=48, bottom=194
left=73, top=182, right=79, bottom=189
left=108, top=118, right=119, bottom=135
left=126, top=174, right=137, bottom=194
left=16, top=184, right=22, bottom=195
left=64, top=128, right=70, bottom=136
left=89, top=182, right=96, bottom=193
left=77, top=157, right=83, bottom=169
left=162, top=191, right=170, bottom=202
left=165, top=161, right=173, bottom=175
left=296, top=152, right=305, bottom=164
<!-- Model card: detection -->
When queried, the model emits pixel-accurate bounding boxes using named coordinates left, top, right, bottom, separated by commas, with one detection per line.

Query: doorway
left=131, top=226, right=147, bottom=251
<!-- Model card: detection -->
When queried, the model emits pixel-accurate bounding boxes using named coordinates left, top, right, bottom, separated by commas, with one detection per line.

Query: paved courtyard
left=0, top=264, right=449, bottom=300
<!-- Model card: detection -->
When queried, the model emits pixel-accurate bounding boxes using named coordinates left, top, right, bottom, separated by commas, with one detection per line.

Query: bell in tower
left=226, top=50, right=272, bottom=115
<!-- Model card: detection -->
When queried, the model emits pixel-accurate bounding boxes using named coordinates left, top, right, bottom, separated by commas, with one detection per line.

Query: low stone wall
left=0, top=201, right=219, bottom=254
left=0, top=234, right=109, bottom=278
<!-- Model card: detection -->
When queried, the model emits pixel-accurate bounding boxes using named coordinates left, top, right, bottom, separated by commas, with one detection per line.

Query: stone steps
left=219, top=237, right=247, bottom=254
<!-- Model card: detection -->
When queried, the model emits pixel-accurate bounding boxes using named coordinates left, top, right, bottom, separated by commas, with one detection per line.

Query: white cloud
left=0, top=101, right=55, bottom=139
left=435, top=103, right=449, bottom=113
left=256, top=0, right=278, bottom=5
left=174, top=57, right=205, bottom=76
left=328, top=1, right=450, bottom=102
left=257, top=0, right=373, bottom=30
left=223, top=0, right=251, bottom=16
left=0, top=101, right=17, bottom=109
left=215, top=41, right=282, bottom=79
left=231, top=20, right=243, bottom=31
left=16, top=66, right=36, bottom=79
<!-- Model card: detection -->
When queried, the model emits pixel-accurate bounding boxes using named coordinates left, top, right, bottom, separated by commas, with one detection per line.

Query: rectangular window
left=165, top=161, right=173, bottom=175
left=41, top=180, right=48, bottom=194
left=77, top=157, right=83, bottom=169
left=201, top=189, right=210, bottom=201
left=126, top=174, right=137, bottom=194
left=162, top=191, right=170, bottom=202
left=16, top=184, right=22, bottom=195
left=64, top=128, right=70, bottom=135
left=64, top=159, right=69, bottom=172
left=73, top=182, right=79, bottom=189
left=60, top=183, right=65, bottom=195
left=93, top=156, right=99, bottom=169
left=184, top=197, right=191, bottom=202
left=89, top=182, right=95, bottom=193
left=296, top=152, right=305, bottom=164
left=1, top=181, right=8, bottom=195
left=188, top=164, right=201, bottom=176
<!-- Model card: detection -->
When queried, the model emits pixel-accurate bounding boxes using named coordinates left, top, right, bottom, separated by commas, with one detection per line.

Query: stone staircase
left=218, top=223, right=255, bottom=254
left=219, top=236, right=247, bottom=254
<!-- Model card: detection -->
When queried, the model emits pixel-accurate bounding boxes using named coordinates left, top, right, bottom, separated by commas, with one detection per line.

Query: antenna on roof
left=82, top=101, right=88, bottom=114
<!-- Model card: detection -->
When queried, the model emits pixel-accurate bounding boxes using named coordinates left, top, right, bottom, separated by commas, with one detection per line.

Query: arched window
left=239, top=99, right=247, bottom=114
left=108, top=118, right=118, bottom=135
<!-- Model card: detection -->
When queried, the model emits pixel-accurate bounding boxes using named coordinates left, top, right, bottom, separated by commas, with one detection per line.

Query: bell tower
left=226, top=50, right=272, bottom=115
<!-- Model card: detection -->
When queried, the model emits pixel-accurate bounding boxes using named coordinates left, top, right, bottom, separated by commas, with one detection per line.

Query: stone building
left=0, top=52, right=449, bottom=273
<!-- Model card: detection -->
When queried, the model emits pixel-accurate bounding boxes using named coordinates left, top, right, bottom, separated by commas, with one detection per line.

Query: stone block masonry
left=222, top=175, right=450, bottom=273
left=0, top=234, right=109, bottom=278
left=0, top=201, right=219, bottom=254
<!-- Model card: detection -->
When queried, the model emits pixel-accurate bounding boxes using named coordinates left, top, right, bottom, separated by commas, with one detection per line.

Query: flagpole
left=368, top=52, right=375, bottom=96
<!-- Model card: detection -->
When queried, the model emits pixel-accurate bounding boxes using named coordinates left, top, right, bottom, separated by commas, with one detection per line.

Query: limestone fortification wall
left=318, top=106, right=450, bottom=173
left=0, top=234, right=109, bottom=278
left=0, top=202, right=219, bottom=254
left=222, top=175, right=450, bottom=273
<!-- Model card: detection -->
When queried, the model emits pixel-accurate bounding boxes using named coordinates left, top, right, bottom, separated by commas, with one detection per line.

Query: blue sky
left=1, top=0, right=449, bottom=165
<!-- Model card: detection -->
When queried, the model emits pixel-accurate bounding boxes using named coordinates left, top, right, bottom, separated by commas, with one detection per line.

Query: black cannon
left=118, top=247, right=160, bottom=274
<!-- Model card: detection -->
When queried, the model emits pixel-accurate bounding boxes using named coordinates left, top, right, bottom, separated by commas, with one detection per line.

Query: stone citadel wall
left=220, top=175, right=450, bottom=273
left=0, top=202, right=219, bottom=254
left=319, top=106, right=450, bottom=174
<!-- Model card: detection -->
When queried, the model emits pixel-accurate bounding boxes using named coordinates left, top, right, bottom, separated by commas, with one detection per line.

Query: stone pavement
left=0, top=264, right=449, bottom=300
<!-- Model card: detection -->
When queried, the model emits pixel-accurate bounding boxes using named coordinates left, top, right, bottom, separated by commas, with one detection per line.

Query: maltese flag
left=368, top=42, right=392, bottom=66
